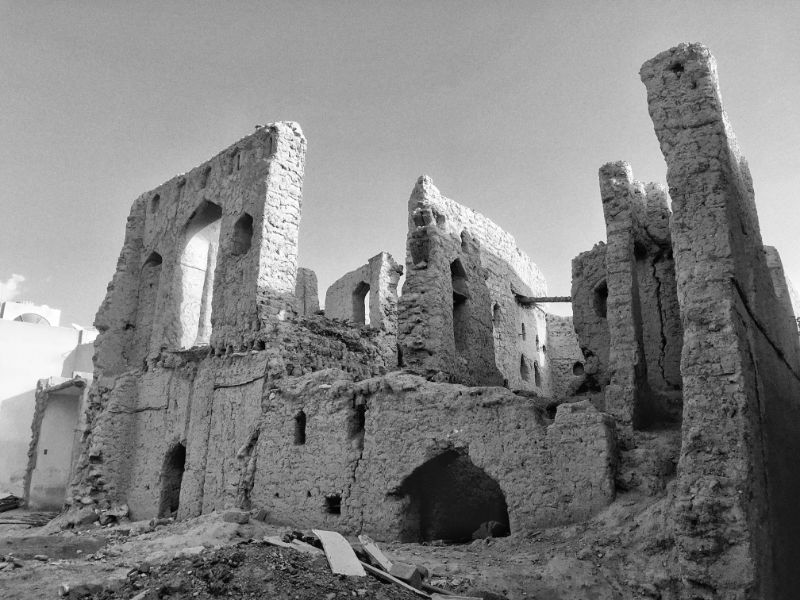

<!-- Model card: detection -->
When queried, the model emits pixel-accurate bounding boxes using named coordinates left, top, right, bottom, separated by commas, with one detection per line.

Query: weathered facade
left=294, top=267, right=320, bottom=316
left=569, top=43, right=800, bottom=599
left=64, top=119, right=606, bottom=542
left=52, top=42, right=800, bottom=599
left=397, top=176, right=568, bottom=394
left=640, top=43, right=800, bottom=599
left=324, top=252, right=403, bottom=333
left=24, top=376, right=90, bottom=510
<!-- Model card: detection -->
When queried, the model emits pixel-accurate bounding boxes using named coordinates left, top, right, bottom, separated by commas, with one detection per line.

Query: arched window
left=231, top=213, right=253, bottom=255
left=178, top=201, right=222, bottom=348
left=13, top=313, right=50, bottom=326
left=451, top=259, right=469, bottom=353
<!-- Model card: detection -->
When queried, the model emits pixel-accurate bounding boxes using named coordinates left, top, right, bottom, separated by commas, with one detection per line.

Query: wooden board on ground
left=362, top=562, right=431, bottom=598
left=312, top=529, right=366, bottom=576
left=263, top=536, right=324, bottom=556
left=357, top=534, right=393, bottom=571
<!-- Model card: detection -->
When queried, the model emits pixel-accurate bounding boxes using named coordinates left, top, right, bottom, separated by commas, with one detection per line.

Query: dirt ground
left=0, top=490, right=679, bottom=600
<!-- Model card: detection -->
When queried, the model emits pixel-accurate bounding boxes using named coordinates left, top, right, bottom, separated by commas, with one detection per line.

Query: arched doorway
left=396, top=449, right=510, bottom=543
left=352, top=281, right=370, bottom=325
left=158, top=443, right=186, bottom=518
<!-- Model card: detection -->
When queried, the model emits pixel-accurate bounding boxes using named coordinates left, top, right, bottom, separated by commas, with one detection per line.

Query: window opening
left=451, top=260, right=469, bottom=354
left=294, top=410, right=307, bottom=445
left=352, top=281, right=370, bottom=325
left=231, top=213, right=254, bottom=255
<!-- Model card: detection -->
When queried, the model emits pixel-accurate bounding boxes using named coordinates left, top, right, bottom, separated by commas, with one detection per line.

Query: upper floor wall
left=93, top=122, right=306, bottom=375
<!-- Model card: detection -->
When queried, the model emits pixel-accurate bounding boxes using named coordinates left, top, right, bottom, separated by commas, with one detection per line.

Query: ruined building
left=569, top=44, right=800, bottom=598
left=52, top=43, right=800, bottom=598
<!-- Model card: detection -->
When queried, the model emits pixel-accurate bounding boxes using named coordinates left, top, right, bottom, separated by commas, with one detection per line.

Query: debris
left=389, top=561, right=424, bottom=588
left=361, top=561, right=431, bottom=598
left=471, top=521, right=508, bottom=540
left=57, top=582, right=104, bottom=597
left=222, top=509, right=250, bottom=524
left=312, top=529, right=366, bottom=576
left=358, top=534, right=393, bottom=571
left=292, top=539, right=324, bottom=555
left=264, top=535, right=323, bottom=556
left=0, top=494, right=22, bottom=513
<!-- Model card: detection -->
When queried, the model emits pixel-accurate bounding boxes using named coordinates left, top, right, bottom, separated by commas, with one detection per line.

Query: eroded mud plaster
left=641, top=43, right=800, bottom=599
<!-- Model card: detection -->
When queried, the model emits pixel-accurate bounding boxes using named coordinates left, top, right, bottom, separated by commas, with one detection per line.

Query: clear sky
left=1, top=1, right=798, bottom=326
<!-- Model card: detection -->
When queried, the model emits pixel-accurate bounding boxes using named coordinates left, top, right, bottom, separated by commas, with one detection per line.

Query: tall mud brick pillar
left=642, top=43, right=800, bottom=599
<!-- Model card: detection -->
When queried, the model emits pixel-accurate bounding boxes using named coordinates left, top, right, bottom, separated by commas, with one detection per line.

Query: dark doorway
left=396, top=449, right=510, bottom=543
left=158, top=443, right=186, bottom=518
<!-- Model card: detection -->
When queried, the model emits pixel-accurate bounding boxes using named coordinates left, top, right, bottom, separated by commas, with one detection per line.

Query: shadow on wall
left=0, top=390, right=38, bottom=494
left=396, top=448, right=510, bottom=543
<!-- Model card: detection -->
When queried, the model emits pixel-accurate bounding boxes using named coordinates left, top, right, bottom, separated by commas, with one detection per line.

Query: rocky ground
left=0, top=489, right=680, bottom=600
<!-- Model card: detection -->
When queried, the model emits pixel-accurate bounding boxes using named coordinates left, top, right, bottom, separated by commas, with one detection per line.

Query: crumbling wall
left=324, top=252, right=403, bottom=334
left=764, top=246, right=800, bottom=363
left=598, top=163, right=682, bottom=430
left=23, top=377, right=88, bottom=510
left=294, top=267, right=320, bottom=316
left=69, top=123, right=309, bottom=514
left=641, top=42, right=800, bottom=599
left=545, top=314, right=587, bottom=398
left=246, top=369, right=616, bottom=538
left=571, top=243, right=610, bottom=391
left=398, top=175, right=547, bottom=389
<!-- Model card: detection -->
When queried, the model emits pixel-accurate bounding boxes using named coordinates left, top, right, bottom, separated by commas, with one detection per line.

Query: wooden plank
left=361, top=561, right=431, bottom=598
left=291, top=539, right=324, bottom=555
left=263, top=536, right=295, bottom=549
left=264, top=536, right=324, bottom=556
left=312, top=529, right=366, bottom=576
left=357, top=534, right=393, bottom=571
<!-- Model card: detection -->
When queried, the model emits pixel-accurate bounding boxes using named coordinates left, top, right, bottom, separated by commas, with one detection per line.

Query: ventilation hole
left=668, top=62, right=685, bottom=75
left=150, top=194, right=160, bottom=213
left=521, top=322, right=526, bottom=340
left=325, top=494, right=341, bottom=515
left=573, top=362, right=585, bottom=376
left=534, top=362, right=541, bottom=387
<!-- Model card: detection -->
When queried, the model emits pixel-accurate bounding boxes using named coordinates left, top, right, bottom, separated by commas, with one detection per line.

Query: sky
left=1, top=1, right=799, bottom=327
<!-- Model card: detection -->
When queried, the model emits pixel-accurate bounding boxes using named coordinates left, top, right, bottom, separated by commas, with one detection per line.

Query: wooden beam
left=514, top=294, right=572, bottom=306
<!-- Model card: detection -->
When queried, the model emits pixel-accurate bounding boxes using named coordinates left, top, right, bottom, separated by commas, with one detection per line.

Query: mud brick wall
left=324, top=252, right=403, bottom=334
left=398, top=175, right=555, bottom=390
left=642, top=42, right=800, bottom=599
left=571, top=243, right=610, bottom=390
left=294, top=267, right=320, bottom=316
left=245, top=370, right=615, bottom=539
